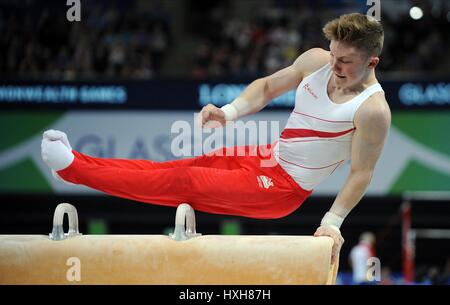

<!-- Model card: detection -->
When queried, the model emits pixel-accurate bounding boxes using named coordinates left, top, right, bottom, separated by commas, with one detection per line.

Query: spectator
left=349, top=231, right=377, bottom=285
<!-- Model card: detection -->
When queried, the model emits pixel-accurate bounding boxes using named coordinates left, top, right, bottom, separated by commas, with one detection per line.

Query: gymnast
left=41, top=13, right=391, bottom=264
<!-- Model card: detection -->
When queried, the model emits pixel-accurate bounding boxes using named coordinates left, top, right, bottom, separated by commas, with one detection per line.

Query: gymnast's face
left=329, top=40, right=379, bottom=89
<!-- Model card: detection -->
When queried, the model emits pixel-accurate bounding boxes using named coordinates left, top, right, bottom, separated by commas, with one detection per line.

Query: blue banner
left=1, top=78, right=449, bottom=110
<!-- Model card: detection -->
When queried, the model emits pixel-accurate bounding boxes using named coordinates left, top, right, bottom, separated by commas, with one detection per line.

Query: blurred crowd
left=0, top=0, right=449, bottom=80
left=0, top=0, right=172, bottom=80
left=345, top=231, right=450, bottom=285
left=337, top=263, right=450, bottom=285
left=191, top=0, right=450, bottom=79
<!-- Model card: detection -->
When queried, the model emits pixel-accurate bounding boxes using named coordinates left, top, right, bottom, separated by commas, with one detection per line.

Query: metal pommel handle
left=49, top=203, right=82, bottom=241
left=170, top=203, right=202, bottom=241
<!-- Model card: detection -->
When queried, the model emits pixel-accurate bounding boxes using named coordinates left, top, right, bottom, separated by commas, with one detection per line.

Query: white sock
left=41, top=138, right=74, bottom=171
left=42, top=130, right=75, bottom=183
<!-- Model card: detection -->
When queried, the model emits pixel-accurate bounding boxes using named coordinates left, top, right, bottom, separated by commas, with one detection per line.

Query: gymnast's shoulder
left=292, top=48, right=330, bottom=80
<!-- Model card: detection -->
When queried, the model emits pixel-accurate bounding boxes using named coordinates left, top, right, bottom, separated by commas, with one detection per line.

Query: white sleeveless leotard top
left=273, top=63, right=384, bottom=190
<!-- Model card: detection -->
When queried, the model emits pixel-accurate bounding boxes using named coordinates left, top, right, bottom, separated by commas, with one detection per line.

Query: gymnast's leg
left=41, top=131, right=307, bottom=219
left=42, top=130, right=245, bottom=172
left=42, top=130, right=198, bottom=171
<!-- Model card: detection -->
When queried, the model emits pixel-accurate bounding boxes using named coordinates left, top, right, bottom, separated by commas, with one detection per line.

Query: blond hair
left=323, top=13, right=384, bottom=56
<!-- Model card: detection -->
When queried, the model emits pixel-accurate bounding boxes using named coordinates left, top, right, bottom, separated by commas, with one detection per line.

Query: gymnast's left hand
left=199, top=104, right=226, bottom=128
left=314, top=225, right=344, bottom=265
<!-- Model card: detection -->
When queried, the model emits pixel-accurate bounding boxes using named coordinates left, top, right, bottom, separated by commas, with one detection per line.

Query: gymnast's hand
left=199, top=104, right=226, bottom=128
left=314, top=225, right=344, bottom=265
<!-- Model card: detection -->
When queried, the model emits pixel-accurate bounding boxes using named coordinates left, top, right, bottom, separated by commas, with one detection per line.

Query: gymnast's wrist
left=220, top=97, right=250, bottom=121
left=320, top=211, right=345, bottom=231
left=220, top=104, right=239, bottom=121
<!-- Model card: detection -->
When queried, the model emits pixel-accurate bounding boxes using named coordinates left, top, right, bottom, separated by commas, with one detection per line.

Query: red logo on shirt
left=303, top=83, right=318, bottom=99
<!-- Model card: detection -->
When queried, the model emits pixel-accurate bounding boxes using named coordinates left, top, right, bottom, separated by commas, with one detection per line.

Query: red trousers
left=57, top=144, right=312, bottom=219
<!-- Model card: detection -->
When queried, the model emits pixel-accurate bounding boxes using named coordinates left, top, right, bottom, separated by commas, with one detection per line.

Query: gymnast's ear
left=367, top=56, right=379, bottom=69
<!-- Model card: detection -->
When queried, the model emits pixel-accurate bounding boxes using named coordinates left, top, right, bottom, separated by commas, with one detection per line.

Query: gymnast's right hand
left=314, top=225, right=345, bottom=265
left=200, top=104, right=226, bottom=128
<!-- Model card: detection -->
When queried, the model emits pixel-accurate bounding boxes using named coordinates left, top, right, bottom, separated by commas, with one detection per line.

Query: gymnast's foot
left=43, top=129, right=72, bottom=150
left=41, top=130, right=75, bottom=184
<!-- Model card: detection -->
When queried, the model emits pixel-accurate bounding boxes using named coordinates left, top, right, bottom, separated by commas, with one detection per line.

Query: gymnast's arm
left=315, top=93, right=391, bottom=263
left=200, top=48, right=330, bottom=127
